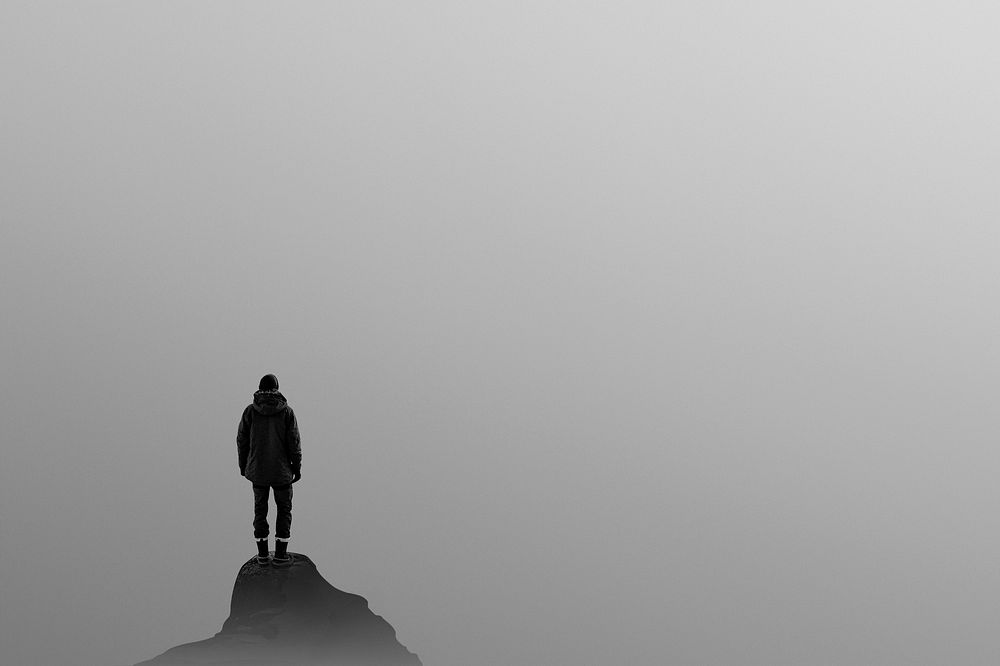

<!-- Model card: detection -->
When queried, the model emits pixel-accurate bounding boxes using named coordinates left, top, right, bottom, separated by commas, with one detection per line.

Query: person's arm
left=237, top=407, right=252, bottom=476
left=287, top=409, right=302, bottom=481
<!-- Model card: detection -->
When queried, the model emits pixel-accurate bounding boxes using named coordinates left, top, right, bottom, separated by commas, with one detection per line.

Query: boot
left=272, top=539, right=291, bottom=566
left=256, top=539, right=270, bottom=565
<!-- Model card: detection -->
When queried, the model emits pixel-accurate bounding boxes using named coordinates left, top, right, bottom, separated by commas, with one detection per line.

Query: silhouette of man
left=237, top=373, right=302, bottom=566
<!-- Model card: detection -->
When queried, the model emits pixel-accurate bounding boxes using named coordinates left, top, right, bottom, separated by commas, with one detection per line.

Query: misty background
left=2, top=2, right=1000, bottom=665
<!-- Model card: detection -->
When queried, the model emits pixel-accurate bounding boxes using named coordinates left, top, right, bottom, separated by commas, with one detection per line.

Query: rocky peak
left=135, top=553, right=421, bottom=665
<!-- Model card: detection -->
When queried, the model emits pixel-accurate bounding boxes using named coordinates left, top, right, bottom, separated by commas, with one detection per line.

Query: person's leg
left=272, top=483, right=293, bottom=565
left=252, top=485, right=271, bottom=540
left=273, top=483, right=293, bottom=541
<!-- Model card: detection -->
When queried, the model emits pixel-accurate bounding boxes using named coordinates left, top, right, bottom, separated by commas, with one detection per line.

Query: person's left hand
left=292, top=470, right=302, bottom=483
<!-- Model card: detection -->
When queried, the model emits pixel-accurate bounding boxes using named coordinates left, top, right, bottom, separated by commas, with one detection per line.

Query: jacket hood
left=252, top=389, right=288, bottom=415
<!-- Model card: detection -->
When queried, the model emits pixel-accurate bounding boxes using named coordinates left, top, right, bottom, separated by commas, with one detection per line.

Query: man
left=237, top=373, right=302, bottom=566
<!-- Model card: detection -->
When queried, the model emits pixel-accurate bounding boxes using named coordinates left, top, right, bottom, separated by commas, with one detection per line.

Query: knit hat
left=259, top=374, right=279, bottom=391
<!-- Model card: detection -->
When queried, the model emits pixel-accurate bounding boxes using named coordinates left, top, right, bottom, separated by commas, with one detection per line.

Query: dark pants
left=252, top=484, right=293, bottom=540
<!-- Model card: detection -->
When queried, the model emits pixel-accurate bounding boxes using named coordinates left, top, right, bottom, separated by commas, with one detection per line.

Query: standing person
left=237, top=374, right=302, bottom=566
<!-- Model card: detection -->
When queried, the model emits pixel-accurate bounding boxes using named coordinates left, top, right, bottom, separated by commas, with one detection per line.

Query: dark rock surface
left=134, top=553, right=421, bottom=665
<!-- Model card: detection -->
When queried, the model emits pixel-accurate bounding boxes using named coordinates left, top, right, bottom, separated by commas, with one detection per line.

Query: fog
left=3, top=2, right=1000, bottom=665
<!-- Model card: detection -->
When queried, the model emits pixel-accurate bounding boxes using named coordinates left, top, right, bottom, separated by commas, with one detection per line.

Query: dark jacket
left=237, top=389, right=301, bottom=486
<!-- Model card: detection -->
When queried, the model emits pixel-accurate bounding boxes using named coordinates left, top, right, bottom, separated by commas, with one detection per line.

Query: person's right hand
left=292, top=470, right=302, bottom=483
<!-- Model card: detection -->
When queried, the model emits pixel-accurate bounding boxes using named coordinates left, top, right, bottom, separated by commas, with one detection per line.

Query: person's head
left=259, top=374, right=279, bottom=391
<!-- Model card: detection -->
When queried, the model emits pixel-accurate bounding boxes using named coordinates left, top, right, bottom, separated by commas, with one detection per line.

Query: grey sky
left=2, top=2, right=1000, bottom=665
